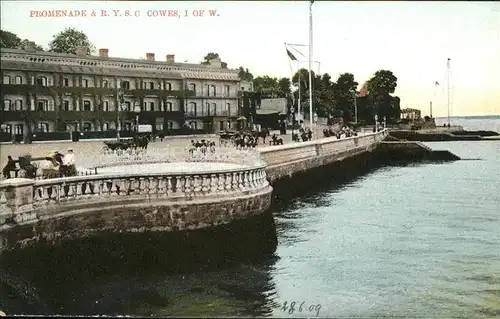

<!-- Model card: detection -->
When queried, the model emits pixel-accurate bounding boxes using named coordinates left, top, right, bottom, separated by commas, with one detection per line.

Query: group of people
left=188, top=139, right=217, bottom=155
left=2, top=149, right=76, bottom=179
left=232, top=132, right=259, bottom=149
left=48, top=149, right=76, bottom=177
left=292, top=128, right=313, bottom=142
left=323, top=126, right=358, bottom=139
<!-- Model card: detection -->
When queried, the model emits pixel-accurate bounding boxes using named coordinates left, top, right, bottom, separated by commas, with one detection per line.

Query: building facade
left=0, top=42, right=248, bottom=141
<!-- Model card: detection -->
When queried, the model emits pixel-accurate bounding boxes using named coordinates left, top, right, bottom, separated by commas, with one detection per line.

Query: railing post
left=0, top=178, right=36, bottom=225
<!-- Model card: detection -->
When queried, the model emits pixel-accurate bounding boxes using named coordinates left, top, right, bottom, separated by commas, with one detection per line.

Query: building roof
left=0, top=48, right=241, bottom=81
left=259, top=98, right=287, bottom=115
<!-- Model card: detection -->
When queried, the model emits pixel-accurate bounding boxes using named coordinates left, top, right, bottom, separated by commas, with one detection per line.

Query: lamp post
left=351, top=88, right=358, bottom=124
left=308, top=0, right=314, bottom=138
left=134, top=102, right=141, bottom=134
left=116, top=84, right=124, bottom=142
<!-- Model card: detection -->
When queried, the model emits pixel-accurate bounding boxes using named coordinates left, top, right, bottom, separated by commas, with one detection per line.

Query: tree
left=253, top=75, right=279, bottom=98
left=1, top=30, right=21, bottom=49
left=1, top=30, right=44, bottom=51
left=332, top=73, right=358, bottom=122
left=49, top=28, right=95, bottom=55
left=277, top=77, right=291, bottom=98
left=201, top=52, right=219, bottom=64
left=366, top=70, right=398, bottom=122
left=291, top=68, right=335, bottom=117
left=238, top=66, right=254, bottom=82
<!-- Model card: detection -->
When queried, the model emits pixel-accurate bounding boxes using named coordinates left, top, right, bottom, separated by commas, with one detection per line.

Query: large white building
left=0, top=42, right=251, bottom=140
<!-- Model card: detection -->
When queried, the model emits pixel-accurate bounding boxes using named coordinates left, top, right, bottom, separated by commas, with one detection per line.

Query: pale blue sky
left=1, top=1, right=499, bottom=116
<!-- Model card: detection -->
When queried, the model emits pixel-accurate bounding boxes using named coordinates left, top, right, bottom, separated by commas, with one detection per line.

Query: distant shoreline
left=434, top=115, right=500, bottom=120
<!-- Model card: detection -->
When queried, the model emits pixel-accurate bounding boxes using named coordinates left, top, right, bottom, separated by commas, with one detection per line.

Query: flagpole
left=432, top=81, right=438, bottom=118
left=308, top=0, right=314, bottom=135
left=298, top=60, right=301, bottom=127
left=447, top=58, right=451, bottom=127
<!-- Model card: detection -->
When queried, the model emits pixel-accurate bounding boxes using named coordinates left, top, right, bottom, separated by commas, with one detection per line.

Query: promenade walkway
left=0, top=129, right=368, bottom=170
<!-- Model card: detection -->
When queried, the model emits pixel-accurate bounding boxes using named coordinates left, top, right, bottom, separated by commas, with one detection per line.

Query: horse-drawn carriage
left=102, top=135, right=151, bottom=154
left=40, top=152, right=78, bottom=179
left=13, top=152, right=78, bottom=179
left=219, top=128, right=271, bottom=147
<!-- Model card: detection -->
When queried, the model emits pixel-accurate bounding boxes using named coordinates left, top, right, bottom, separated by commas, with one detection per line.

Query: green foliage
left=49, top=28, right=95, bottom=55
left=278, top=78, right=292, bottom=97
left=366, top=70, right=399, bottom=122
left=238, top=66, right=254, bottom=82
left=332, top=73, right=358, bottom=122
left=201, top=52, right=219, bottom=64
left=367, top=70, right=397, bottom=96
left=291, top=68, right=336, bottom=117
left=1, top=30, right=44, bottom=50
left=1, top=30, right=21, bottom=48
left=253, top=76, right=291, bottom=98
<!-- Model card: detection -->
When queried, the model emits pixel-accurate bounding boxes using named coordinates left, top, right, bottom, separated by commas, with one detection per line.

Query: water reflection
left=2, top=149, right=499, bottom=317
left=0, top=211, right=279, bottom=316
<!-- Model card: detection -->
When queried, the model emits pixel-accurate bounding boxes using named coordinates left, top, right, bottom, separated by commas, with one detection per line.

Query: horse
left=256, top=128, right=270, bottom=144
left=269, top=134, right=283, bottom=145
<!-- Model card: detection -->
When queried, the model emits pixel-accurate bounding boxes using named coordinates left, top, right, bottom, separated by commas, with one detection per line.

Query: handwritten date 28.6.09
left=280, top=301, right=321, bottom=316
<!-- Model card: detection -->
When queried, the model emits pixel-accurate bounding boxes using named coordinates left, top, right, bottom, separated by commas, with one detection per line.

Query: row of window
left=1, top=121, right=196, bottom=134
left=3, top=99, right=234, bottom=115
left=185, top=102, right=232, bottom=117
left=3, top=99, right=177, bottom=112
left=3, top=75, right=233, bottom=96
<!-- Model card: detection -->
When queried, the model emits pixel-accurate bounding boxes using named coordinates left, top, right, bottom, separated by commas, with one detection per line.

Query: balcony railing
left=0, top=84, right=195, bottom=98
left=185, top=110, right=233, bottom=117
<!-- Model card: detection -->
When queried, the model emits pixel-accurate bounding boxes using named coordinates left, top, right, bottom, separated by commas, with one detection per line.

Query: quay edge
left=0, top=129, right=461, bottom=254
left=261, top=130, right=461, bottom=189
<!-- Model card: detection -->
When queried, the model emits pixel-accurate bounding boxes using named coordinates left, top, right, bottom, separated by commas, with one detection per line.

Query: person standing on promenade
left=61, top=149, right=75, bottom=177
left=2, top=155, right=16, bottom=178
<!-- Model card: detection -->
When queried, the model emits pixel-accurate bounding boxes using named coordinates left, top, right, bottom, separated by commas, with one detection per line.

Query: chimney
left=166, top=54, right=175, bottom=63
left=146, top=53, right=155, bottom=61
left=209, top=57, right=222, bottom=68
left=23, top=41, right=37, bottom=52
left=75, top=45, right=87, bottom=56
left=99, top=48, right=109, bottom=58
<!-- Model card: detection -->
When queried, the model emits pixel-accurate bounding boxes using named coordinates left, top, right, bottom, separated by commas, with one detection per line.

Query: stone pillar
left=0, top=178, right=36, bottom=225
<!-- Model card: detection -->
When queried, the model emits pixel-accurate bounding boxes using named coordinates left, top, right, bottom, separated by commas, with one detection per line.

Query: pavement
left=0, top=126, right=356, bottom=171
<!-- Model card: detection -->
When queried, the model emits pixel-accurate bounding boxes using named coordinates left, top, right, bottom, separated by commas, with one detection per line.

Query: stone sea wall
left=260, top=130, right=388, bottom=184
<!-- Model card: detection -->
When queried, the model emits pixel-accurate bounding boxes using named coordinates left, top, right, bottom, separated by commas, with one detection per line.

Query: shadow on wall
left=0, top=210, right=278, bottom=315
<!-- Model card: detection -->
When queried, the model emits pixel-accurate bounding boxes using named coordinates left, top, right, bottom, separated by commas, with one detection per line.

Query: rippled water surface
left=3, top=138, right=500, bottom=317
left=269, top=140, right=500, bottom=317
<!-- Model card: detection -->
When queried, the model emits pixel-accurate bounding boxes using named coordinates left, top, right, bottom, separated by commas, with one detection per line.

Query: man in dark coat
left=3, top=156, right=16, bottom=178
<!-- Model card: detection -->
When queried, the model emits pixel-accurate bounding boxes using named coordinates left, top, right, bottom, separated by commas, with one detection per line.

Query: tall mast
left=298, top=60, right=301, bottom=126
left=308, top=1, right=314, bottom=135
left=447, top=58, right=451, bottom=126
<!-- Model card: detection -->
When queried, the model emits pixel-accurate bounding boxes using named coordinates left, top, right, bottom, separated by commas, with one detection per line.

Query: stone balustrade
left=260, top=130, right=387, bottom=166
left=0, top=165, right=269, bottom=224
left=0, top=161, right=273, bottom=252
left=35, top=166, right=268, bottom=204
